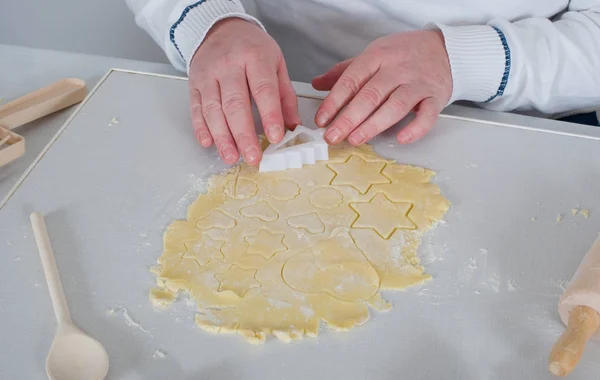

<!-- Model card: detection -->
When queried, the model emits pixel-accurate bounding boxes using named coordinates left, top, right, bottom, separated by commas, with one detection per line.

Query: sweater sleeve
left=431, top=2, right=600, bottom=115
left=125, top=0, right=265, bottom=73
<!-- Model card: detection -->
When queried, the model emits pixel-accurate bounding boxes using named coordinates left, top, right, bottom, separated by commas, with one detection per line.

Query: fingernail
left=244, top=146, right=260, bottom=162
left=398, top=133, right=412, bottom=144
left=221, top=145, right=237, bottom=161
left=268, top=126, right=283, bottom=141
left=350, top=130, right=366, bottom=145
left=197, top=131, right=211, bottom=146
left=316, top=112, right=329, bottom=127
left=326, top=128, right=342, bottom=144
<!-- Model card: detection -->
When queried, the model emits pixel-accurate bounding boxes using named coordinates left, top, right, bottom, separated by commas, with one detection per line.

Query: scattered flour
left=300, top=307, right=315, bottom=319
left=418, top=239, right=449, bottom=265
left=459, top=257, right=477, bottom=285
left=182, top=295, right=197, bottom=307
left=487, top=272, right=501, bottom=293
left=197, top=308, right=222, bottom=325
left=106, top=306, right=151, bottom=335
left=266, top=298, right=292, bottom=309
left=467, top=256, right=477, bottom=270
left=153, top=349, right=167, bottom=359
left=554, top=278, right=569, bottom=293
left=291, top=292, right=306, bottom=301
left=122, top=308, right=151, bottom=334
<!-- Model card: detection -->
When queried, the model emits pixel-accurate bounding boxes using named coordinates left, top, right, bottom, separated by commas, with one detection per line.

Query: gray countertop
left=0, top=44, right=179, bottom=200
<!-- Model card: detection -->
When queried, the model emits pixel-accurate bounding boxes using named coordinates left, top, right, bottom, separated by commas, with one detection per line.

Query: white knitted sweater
left=126, top=0, right=600, bottom=115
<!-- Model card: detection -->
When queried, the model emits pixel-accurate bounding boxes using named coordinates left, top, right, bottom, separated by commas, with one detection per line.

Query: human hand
left=312, top=30, right=452, bottom=146
left=188, top=18, right=301, bottom=165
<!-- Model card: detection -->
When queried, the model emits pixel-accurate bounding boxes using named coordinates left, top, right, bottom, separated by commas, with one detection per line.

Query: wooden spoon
left=30, top=212, right=109, bottom=380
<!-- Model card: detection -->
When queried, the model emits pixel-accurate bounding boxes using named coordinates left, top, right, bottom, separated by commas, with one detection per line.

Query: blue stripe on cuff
left=169, top=0, right=211, bottom=61
left=484, top=26, right=511, bottom=103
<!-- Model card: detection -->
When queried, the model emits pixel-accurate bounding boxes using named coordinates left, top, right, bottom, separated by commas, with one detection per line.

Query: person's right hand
left=188, top=18, right=301, bottom=166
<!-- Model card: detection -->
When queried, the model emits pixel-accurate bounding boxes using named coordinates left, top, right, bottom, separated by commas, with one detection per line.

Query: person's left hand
left=312, top=30, right=452, bottom=146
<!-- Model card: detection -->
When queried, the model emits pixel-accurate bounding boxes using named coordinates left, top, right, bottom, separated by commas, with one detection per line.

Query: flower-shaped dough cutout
left=267, top=179, right=300, bottom=200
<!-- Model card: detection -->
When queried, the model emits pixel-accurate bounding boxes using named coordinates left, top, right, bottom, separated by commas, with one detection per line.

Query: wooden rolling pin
left=549, top=235, right=600, bottom=376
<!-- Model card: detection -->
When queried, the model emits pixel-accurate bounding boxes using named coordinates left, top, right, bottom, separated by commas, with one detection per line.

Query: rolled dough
left=150, top=141, right=450, bottom=344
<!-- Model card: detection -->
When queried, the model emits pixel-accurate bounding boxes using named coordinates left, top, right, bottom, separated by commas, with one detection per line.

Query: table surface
left=0, top=44, right=179, bottom=201
left=2, top=67, right=600, bottom=380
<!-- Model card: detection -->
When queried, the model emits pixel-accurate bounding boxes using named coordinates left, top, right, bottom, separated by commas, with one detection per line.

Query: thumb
left=312, top=58, right=355, bottom=91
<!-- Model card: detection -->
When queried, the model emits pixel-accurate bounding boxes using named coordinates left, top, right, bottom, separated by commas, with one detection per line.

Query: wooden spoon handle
left=549, top=305, right=600, bottom=376
left=0, top=78, right=87, bottom=130
left=30, top=212, right=72, bottom=324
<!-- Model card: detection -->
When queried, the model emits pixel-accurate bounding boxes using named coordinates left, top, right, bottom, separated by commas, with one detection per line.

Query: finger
left=315, top=56, right=379, bottom=128
left=246, top=63, right=285, bottom=144
left=277, top=59, right=302, bottom=130
left=396, top=97, right=442, bottom=144
left=219, top=70, right=262, bottom=165
left=189, top=87, right=213, bottom=147
left=324, top=71, right=397, bottom=145
left=347, top=86, right=424, bottom=146
left=199, top=80, right=240, bottom=165
left=312, top=58, right=354, bottom=91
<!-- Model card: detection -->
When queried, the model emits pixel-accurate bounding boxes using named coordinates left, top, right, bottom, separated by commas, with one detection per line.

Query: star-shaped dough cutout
left=327, top=155, right=391, bottom=194
left=215, top=265, right=261, bottom=297
left=244, top=229, right=288, bottom=260
left=183, top=235, right=225, bottom=266
left=349, top=193, right=416, bottom=239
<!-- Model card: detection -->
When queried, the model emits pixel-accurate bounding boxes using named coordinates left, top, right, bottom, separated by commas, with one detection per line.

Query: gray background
left=0, top=0, right=263, bottom=63
left=0, top=0, right=168, bottom=62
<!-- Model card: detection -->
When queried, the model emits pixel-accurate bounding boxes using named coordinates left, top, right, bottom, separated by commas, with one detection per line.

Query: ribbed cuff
left=169, top=0, right=266, bottom=74
left=426, top=23, right=510, bottom=104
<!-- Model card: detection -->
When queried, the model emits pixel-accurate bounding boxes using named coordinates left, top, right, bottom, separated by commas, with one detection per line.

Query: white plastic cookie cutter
left=259, top=125, right=329, bottom=172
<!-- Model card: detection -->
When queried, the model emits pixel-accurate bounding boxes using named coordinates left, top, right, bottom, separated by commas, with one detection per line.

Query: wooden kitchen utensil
left=30, top=212, right=109, bottom=380
left=549, top=235, right=600, bottom=376
left=0, top=78, right=87, bottom=168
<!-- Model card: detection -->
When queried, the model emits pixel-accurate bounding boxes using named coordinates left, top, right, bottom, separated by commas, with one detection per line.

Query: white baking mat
left=1, top=69, right=600, bottom=379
